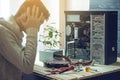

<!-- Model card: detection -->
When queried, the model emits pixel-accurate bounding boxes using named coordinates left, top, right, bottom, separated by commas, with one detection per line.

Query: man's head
left=15, top=0, right=50, bottom=21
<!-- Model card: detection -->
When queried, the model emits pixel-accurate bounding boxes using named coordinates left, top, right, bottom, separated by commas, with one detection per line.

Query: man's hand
left=19, top=5, right=45, bottom=30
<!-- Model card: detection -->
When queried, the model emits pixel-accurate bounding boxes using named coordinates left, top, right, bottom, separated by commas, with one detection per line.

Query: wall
left=89, top=0, right=120, bottom=53
left=59, top=0, right=66, bottom=50
left=65, top=0, right=89, bottom=11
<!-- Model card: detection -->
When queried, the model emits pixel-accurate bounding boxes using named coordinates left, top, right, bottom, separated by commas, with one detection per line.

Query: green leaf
left=49, top=31, right=53, bottom=38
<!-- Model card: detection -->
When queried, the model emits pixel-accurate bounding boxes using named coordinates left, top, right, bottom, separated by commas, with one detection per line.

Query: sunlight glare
left=0, top=0, right=10, bottom=19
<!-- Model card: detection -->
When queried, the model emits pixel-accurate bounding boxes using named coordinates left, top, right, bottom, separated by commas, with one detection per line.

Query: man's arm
left=0, top=26, right=38, bottom=74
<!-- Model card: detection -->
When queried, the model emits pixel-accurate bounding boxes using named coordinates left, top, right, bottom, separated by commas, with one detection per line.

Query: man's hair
left=15, top=0, right=50, bottom=20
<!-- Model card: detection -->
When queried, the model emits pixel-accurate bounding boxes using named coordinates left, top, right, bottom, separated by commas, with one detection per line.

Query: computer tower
left=65, top=11, right=118, bottom=65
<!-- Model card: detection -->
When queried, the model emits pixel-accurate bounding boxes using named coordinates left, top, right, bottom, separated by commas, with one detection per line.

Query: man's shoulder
left=0, top=24, right=6, bottom=32
left=0, top=16, right=16, bottom=34
left=0, top=20, right=14, bottom=37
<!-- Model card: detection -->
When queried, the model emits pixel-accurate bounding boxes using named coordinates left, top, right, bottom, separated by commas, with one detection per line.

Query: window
left=36, top=0, right=60, bottom=65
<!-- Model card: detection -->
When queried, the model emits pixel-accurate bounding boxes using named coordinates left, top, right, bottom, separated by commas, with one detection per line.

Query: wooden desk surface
left=34, top=58, right=120, bottom=80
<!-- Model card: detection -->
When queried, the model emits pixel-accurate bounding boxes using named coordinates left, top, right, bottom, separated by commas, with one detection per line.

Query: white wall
left=66, top=0, right=90, bottom=11
left=41, top=0, right=59, bottom=29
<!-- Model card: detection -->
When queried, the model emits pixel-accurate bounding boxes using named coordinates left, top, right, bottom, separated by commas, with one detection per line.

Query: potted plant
left=39, top=23, right=61, bottom=49
left=39, top=23, right=62, bottom=63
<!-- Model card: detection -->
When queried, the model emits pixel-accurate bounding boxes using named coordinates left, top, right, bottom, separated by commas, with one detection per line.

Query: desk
left=33, top=58, right=120, bottom=80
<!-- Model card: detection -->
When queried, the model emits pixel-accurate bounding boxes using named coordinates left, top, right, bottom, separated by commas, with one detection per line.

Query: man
left=0, top=0, right=50, bottom=80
